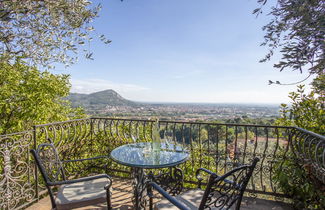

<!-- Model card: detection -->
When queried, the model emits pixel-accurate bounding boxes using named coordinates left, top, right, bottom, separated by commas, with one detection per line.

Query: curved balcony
left=1, top=118, right=324, bottom=209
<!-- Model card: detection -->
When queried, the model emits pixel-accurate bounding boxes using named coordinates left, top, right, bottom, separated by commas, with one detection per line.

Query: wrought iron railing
left=0, top=131, right=36, bottom=210
left=291, top=127, right=325, bottom=184
left=0, top=117, right=324, bottom=209
left=90, top=118, right=294, bottom=198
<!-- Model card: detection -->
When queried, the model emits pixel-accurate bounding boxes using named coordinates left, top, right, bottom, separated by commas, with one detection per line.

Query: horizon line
left=69, top=90, right=283, bottom=106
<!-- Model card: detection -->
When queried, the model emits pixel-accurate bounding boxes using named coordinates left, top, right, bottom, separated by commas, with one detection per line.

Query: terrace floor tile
left=26, top=178, right=293, bottom=210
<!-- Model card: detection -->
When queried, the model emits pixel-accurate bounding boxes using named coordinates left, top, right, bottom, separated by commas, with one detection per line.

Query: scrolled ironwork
left=131, top=168, right=149, bottom=209
left=291, top=127, right=325, bottom=184
left=34, top=118, right=107, bottom=179
left=36, top=143, right=65, bottom=182
left=35, top=119, right=93, bottom=162
left=202, top=158, right=259, bottom=210
left=152, top=167, right=184, bottom=196
left=0, top=131, right=36, bottom=210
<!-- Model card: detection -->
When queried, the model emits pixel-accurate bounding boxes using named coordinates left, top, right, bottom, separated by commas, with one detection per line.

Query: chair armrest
left=148, top=182, right=189, bottom=210
left=196, top=168, right=217, bottom=188
left=196, top=168, right=215, bottom=177
left=48, top=174, right=112, bottom=186
left=62, top=156, right=109, bottom=163
left=196, top=168, right=240, bottom=190
left=222, top=178, right=235, bottom=185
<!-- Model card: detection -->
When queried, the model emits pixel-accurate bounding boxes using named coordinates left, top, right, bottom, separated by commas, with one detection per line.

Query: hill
left=66, top=90, right=279, bottom=119
left=67, top=89, right=137, bottom=111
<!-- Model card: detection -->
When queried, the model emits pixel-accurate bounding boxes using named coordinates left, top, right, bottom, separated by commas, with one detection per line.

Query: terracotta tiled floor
left=26, top=178, right=293, bottom=210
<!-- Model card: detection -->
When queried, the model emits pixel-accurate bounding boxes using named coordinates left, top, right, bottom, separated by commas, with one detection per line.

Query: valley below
left=67, top=89, right=280, bottom=122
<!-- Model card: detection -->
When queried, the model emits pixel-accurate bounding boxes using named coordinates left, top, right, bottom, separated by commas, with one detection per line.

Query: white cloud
left=70, top=79, right=149, bottom=95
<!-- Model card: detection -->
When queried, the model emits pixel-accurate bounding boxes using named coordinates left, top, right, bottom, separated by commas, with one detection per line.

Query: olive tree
left=0, top=0, right=110, bottom=69
left=255, top=0, right=325, bottom=131
left=258, top=2, right=325, bottom=208
left=255, top=0, right=324, bottom=83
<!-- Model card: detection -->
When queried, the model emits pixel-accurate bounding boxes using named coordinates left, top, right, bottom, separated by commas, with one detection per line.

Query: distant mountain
left=67, top=89, right=137, bottom=111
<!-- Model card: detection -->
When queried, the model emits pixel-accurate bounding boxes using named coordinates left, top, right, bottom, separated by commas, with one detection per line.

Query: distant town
left=67, top=89, right=280, bottom=121
left=97, top=103, right=280, bottom=121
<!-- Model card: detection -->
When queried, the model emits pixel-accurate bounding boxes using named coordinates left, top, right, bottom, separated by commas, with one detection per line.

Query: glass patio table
left=110, top=142, right=189, bottom=210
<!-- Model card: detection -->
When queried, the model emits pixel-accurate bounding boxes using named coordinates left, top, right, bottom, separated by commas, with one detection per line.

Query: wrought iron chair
left=30, top=143, right=113, bottom=210
left=148, top=157, right=259, bottom=210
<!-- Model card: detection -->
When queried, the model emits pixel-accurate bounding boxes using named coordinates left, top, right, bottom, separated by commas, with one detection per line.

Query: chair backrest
left=199, top=157, right=259, bottom=210
left=30, top=143, right=66, bottom=185
left=31, top=143, right=67, bottom=209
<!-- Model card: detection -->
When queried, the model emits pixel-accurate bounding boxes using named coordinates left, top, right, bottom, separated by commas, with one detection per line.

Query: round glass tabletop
left=110, top=142, right=189, bottom=169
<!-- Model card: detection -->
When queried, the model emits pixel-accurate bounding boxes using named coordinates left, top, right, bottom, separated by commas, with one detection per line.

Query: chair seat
left=155, top=189, right=205, bottom=210
left=55, top=176, right=110, bottom=210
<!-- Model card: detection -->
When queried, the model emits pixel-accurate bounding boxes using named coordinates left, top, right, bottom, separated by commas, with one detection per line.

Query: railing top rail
left=31, top=117, right=325, bottom=137
left=0, top=130, right=33, bottom=137
left=294, top=127, right=325, bottom=140
left=34, top=118, right=91, bottom=127
left=91, top=117, right=156, bottom=123
left=91, top=117, right=294, bottom=129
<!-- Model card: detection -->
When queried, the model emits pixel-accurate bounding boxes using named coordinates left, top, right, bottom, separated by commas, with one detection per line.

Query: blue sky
left=57, top=0, right=312, bottom=104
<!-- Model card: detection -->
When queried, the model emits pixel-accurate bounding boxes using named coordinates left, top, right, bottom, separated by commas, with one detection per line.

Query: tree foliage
left=276, top=79, right=324, bottom=134
left=257, top=2, right=325, bottom=208
left=0, top=59, right=85, bottom=135
left=255, top=0, right=324, bottom=77
left=274, top=80, right=324, bottom=209
left=274, top=153, right=325, bottom=209
left=0, top=0, right=110, bottom=68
